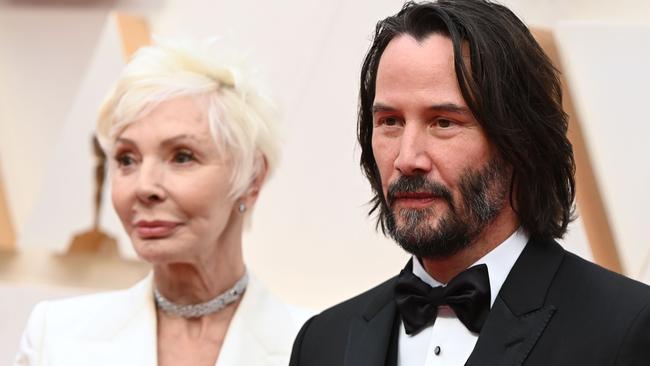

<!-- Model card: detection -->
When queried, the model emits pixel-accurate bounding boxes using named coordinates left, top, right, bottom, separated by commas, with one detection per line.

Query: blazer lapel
left=103, top=273, right=158, bottom=365
left=344, top=278, right=398, bottom=366
left=465, top=298, right=556, bottom=366
left=466, top=238, right=565, bottom=366
left=216, top=275, right=311, bottom=366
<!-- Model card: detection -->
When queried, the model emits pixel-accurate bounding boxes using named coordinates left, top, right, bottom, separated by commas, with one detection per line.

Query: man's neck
left=421, top=209, right=518, bottom=284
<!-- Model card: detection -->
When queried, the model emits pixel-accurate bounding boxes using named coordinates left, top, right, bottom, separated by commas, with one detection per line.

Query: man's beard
left=384, top=158, right=510, bottom=259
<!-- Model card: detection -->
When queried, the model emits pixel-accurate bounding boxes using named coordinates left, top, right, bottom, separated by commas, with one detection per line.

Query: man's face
left=371, top=33, right=511, bottom=259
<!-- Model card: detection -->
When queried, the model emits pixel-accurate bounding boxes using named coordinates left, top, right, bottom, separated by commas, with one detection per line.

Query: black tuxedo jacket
left=290, top=238, right=650, bottom=365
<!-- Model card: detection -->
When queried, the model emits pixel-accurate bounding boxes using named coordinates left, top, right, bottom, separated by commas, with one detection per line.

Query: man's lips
left=133, top=220, right=181, bottom=239
left=391, top=192, right=438, bottom=209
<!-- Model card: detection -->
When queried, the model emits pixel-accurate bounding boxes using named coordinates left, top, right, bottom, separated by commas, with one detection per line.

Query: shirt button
left=434, top=346, right=441, bottom=356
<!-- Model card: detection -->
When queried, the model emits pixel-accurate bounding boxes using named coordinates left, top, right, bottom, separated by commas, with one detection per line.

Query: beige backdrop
left=1, top=0, right=649, bottom=363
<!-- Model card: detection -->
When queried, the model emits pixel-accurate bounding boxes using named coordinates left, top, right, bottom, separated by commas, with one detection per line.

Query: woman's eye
left=115, top=154, right=135, bottom=167
left=173, top=151, right=195, bottom=164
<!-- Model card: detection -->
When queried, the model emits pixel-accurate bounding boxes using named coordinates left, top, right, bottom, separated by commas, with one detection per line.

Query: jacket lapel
left=344, top=278, right=398, bottom=366
left=102, top=273, right=158, bottom=365
left=216, top=275, right=311, bottom=366
left=466, top=238, right=565, bottom=366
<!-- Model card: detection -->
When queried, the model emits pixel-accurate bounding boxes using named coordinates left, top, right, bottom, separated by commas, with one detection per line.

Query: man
left=290, top=1, right=650, bottom=365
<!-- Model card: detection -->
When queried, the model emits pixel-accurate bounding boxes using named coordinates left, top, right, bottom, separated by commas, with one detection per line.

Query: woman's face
left=110, top=95, right=240, bottom=264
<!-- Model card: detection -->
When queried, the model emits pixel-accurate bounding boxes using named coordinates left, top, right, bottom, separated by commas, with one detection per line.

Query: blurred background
left=1, top=0, right=649, bottom=363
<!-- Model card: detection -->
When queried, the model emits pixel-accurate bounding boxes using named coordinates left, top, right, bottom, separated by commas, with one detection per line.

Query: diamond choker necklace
left=154, top=270, right=249, bottom=318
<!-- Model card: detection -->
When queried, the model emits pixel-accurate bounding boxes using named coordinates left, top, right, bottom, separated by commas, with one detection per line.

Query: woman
left=15, top=39, right=310, bottom=366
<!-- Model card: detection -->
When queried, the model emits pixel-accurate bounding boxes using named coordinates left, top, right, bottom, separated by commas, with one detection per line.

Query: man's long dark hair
left=358, top=0, right=576, bottom=240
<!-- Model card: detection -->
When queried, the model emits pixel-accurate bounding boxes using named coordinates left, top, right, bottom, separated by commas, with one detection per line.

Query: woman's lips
left=133, top=220, right=180, bottom=239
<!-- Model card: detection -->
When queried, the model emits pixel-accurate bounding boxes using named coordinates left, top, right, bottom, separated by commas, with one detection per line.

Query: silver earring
left=238, top=203, right=246, bottom=213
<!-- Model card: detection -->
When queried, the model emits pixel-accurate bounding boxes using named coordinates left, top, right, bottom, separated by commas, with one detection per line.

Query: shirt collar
left=412, top=227, right=529, bottom=306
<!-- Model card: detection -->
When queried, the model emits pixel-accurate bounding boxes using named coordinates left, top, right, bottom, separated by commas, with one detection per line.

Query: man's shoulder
left=559, top=252, right=650, bottom=306
left=518, top=238, right=650, bottom=307
left=519, top=245, right=650, bottom=364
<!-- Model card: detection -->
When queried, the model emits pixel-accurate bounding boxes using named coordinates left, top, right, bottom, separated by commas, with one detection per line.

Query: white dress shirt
left=397, top=228, right=529, bottom=366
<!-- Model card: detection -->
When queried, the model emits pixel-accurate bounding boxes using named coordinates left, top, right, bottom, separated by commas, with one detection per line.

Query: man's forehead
left=374, top=34, right=471, bottom=108
left=385, top=32, right=471, bottom=58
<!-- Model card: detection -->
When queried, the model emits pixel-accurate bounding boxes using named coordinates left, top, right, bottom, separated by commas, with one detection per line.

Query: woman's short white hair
left=96, top=37, right=280, bottom=199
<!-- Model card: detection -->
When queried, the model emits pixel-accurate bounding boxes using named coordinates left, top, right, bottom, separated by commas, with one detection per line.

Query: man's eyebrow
left=372, top=103, right=396, bottom=113
left=428, top=103, right=472, bottom=115
left=372, top=102, right=471, bottom=115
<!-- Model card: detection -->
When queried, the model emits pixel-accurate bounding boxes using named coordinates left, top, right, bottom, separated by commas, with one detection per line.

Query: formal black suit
left=290, top=238, right=650, bottom=365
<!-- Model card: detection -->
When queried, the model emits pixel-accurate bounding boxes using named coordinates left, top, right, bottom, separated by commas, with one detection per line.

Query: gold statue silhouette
left=66, top=136, right=118, bottom=255
left=0, top=161, right=15, bottom=251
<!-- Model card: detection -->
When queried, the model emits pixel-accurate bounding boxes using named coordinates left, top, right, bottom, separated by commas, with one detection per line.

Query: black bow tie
left=395, top=261, right=491, bottom=335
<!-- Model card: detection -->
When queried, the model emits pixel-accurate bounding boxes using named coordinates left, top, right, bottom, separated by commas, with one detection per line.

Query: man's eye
left=436, top=118, right=455, bottom=128
left=173, top=151, right=195, bottom=163
left=381, top=117, right=401, bottom=126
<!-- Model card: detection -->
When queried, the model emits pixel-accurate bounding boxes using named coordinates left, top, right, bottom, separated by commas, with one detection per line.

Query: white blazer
left=14, top=273, right=312, bottom=366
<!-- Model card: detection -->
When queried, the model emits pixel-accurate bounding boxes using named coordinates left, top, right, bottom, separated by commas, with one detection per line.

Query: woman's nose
left=135, top=160, right=166, bottom=204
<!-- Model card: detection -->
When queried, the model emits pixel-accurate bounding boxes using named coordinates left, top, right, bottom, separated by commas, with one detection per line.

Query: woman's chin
left=132, top=238, right=189, bottom=265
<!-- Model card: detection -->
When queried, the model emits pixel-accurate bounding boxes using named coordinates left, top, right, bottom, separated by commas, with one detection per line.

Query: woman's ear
left=242, top=155, right=268, bottom=209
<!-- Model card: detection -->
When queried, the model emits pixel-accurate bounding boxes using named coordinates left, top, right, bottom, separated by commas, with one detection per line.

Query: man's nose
left=394, top=124, right=432, bottom=176
left=135, top=160, right=166, bottom=204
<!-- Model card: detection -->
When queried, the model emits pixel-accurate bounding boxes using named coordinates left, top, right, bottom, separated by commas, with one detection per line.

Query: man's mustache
left=386, top=175, right=454, bottom=209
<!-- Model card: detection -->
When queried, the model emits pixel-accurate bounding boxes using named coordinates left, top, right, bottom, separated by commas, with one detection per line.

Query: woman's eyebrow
left=160, top=134, right=202, bottom=148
